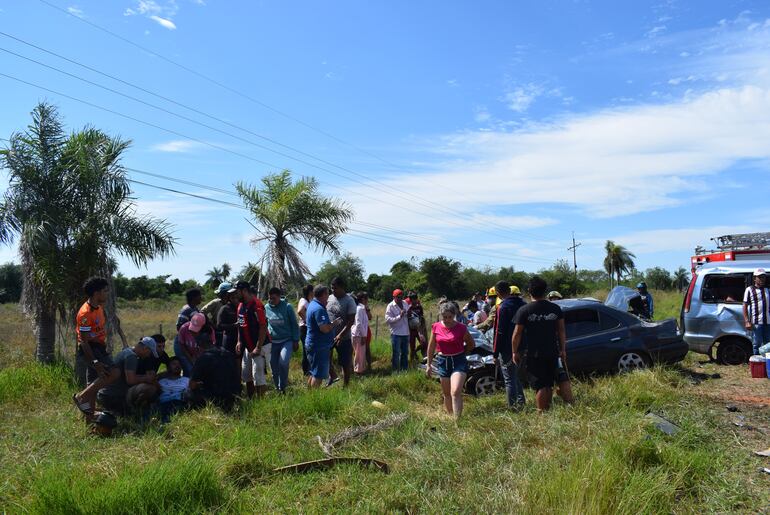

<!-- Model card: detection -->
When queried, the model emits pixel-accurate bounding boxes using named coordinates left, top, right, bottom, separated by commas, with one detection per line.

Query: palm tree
left=205, top=266, right=224, bottom=288
left=221, top=262, right=231, bottom=281
left=0, top=103, right=175, bottom=363
left=673, top=266, right=690, bottom=292
left=603, top=240, right=636, bottom=286
left=236, top=170, right=352, bottom=293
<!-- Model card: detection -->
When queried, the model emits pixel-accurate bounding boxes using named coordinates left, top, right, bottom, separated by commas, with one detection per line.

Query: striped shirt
left=744, top=286, right=770, bottom=325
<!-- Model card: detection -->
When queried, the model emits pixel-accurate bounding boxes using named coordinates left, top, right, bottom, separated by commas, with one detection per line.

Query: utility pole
left=567, top=232, right=582, bottom=296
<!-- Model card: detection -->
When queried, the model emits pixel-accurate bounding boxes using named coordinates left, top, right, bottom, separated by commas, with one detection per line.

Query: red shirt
left=238, top=298, right=267, bottom=352
left=432, top=321, right=467, bottom=355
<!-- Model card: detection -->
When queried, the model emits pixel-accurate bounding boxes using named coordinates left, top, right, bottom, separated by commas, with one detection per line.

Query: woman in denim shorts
left=426, top=302, right=476, bottom=419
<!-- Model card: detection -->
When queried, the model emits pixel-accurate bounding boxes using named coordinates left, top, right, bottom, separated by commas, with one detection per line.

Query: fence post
left=374, top=315, right=379, bottom=340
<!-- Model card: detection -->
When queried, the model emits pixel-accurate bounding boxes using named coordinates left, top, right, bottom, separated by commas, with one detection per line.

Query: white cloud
left=447, top=79, right=459, bottom=87
left=502, top=83, right=543, bottom=112
left=646, top=25, right=667, bottom=38
left=150, top=15, right=176, bottom=30
left=67, top=6, right=85, bottom=18
left=151, top=140, right=202, bottom=152
left=124, top=1, right=179, bottom=29
left=347, top=85, right=770, bottom=223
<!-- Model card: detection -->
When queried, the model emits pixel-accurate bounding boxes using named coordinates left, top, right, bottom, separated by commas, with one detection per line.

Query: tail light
left=684, top=274, right=697, bottom=313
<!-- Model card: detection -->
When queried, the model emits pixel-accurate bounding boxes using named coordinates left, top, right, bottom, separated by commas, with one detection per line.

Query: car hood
left=605, top=286, right=642, bottom=311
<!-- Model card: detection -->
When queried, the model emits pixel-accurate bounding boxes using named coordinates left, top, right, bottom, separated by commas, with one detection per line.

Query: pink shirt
left=432, top=321, right=467, bottom=356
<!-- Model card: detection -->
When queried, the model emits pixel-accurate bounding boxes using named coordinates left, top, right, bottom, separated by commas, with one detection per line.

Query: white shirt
left=385, top=300, right=410, bottom=336
left=297, top=297, right=309, bottom=327
left=159, top=376, right=190, bottom=403
left=351, top=304, right=369, bottom=338
left=744, top=286, right=770, bottom=325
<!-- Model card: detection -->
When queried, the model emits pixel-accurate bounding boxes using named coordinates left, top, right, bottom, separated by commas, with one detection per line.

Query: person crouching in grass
left=96, top=336, right=161, bottom=416
left=426, top=302, right=476, bottom=419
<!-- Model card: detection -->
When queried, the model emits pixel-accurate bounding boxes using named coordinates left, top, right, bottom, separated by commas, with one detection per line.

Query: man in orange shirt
left=73, top=276, right=120, bottom=419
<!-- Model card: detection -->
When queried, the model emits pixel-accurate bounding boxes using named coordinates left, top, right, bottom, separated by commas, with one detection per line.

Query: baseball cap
left=189, top=313, right=206, bottom=333
left=510, top=285, right=521, bottom=295
left=754, top=268, right=767, bottom=276
left=216, top=282, right=232, bottom=294
left=235, top=281, right=251, bottom=290
left=392, top=289, right=404, bottom=297
left=140, top=336, right=159, bottom=358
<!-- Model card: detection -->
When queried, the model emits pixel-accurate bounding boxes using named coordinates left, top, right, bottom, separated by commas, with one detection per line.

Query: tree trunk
left=35, top=305, right=56, bottom=363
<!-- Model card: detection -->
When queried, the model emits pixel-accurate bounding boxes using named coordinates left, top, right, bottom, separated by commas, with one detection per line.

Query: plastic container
left=750, top=355, right=767, bottom=378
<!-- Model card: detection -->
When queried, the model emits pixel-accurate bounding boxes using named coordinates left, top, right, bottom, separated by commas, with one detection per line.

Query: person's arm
left=176, top=333, right=195, bottom=364
left=425, top=330, right=437, bottom=378
left=648, top=295, right=654, bottom=318
left=384, top=304, right=401, bottom=324
left=743, top=288, right=753, bottom=329
left=558, top=319, right=567, bottom=365
left=217, top=306, right=238, bottom=331
left=477, top=306, right=496, bottom=332
left=511, top=324, right=524, bottom=365
left=287, top=304, right=300, bottom=343
left=463, top=329, right=476, bottom=353
left=124, top=354, right=155, bottom=385
left=316, top=308, right=334, bottom=333
left=297, top=300, right=308, bottom=322
left=336, top=309, right=356, bottom=343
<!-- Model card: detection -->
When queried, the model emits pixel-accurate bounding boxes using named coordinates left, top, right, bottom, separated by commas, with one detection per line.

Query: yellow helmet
left=487, top=286, right=497, bottom=296
left=510, top=285, right=521, bottom=295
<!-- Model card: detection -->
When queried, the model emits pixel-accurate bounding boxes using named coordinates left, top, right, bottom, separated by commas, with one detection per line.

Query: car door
left=565, top=306, right=630, bottom=373
left=564, top=307, right=603, bottom=372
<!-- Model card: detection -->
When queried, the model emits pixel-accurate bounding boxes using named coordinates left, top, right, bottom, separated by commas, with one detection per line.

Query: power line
left=0, top=38, right=467, bottom=218
left=0, top=70, right=560, bottom=249
left=19, top=9, right=560, bottom=246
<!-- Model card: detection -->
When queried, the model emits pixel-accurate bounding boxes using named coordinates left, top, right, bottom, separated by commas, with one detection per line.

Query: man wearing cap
left=96, top=337, right=161, bottom=414
left=547, top=291, right=563, bottom=301
left=494, top=281, right=527, bottom=408
left=200, top=282, right=232, bottom=347
left=235, top=281, right=269, bottom=399
left=476, top=287, right=498, bottom=332
left=385, top=289, right=411, bottom=371
left=744, top=268, right=770, bottom=355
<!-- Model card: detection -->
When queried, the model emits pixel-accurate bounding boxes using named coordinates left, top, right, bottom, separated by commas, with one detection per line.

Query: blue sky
left=1, top=0, right=769, bottom=282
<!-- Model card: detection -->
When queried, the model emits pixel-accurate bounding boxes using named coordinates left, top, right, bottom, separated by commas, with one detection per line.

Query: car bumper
left=652, top=338, right=689, bottom=364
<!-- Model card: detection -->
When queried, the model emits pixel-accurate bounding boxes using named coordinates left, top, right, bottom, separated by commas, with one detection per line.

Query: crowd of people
left=72, top=272, right=582, bottom=433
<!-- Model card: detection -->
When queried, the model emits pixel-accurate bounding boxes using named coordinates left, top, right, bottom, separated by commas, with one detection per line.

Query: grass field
left=1, top=291, right=769, bottom=513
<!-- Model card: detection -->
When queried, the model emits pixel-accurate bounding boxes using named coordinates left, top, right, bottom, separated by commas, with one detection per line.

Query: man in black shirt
left=189, top=336, right=241, bottom=412
left=493, top=280, right=527, bottom=409
left=512, top=276, right=567, bottom=412
left=136, top=334, right=171, bottom=377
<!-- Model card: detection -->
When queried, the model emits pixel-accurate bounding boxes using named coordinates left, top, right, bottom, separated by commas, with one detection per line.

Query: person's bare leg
left=556, top=380, right=574, bottom=404
left=309, top=377, right=324, bottom=388
left=440, top=378, right=452, bottom=415
left=77, top=368, right=119, bottom=411
left=450, top=373, right=466, bottom=419
left=535, top=387, right=553, bottom=412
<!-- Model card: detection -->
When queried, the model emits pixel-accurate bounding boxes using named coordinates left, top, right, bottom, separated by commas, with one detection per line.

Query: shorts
left=76, top=342, right=114, bottom=384
left=307, top=345, right=331, bottom=380
left=526, top=356, right=559, bottom=390
left=241, top=343, right=271, bottom=386
left=434, top=353, right=468, bottom=378
left=334, top=338, right=353, bottom=367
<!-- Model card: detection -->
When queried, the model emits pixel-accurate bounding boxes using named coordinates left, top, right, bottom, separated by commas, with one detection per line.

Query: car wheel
left=617, top=351, right=650, bottom=373
left=466, top=371, right=499, bottom=396
left=716, top=339, right=751, bottom=366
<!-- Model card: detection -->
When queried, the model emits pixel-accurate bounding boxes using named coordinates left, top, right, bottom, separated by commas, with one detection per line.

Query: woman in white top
left=351, top=291, right=370, bottom=374
left=297, top=284, right=314, bottom=376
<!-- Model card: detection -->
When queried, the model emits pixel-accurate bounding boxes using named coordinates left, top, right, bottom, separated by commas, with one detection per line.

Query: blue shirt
left=306, top=299, right=334, bottom=351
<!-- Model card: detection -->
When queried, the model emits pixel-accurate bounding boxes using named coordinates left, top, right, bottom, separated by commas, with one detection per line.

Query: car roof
left=698, top=260, right=770, bottom=274
left=554, top=298, right=603, bottom=308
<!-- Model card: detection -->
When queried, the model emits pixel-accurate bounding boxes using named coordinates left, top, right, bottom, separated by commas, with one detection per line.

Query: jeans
left=173, top=338, right=194, bottom=377
left=391, top=334, right=409, bottom=371
left=300, top=326, right=310, bottom=375
left=500, top=358, right=525, bottom=408
left=752, top=323, right=770, bottom=355
left=270, top=340, right=293, bottom=392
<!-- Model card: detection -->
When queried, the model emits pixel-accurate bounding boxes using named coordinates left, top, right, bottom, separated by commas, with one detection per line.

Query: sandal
left=72, top=394, right=93, bottom=416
